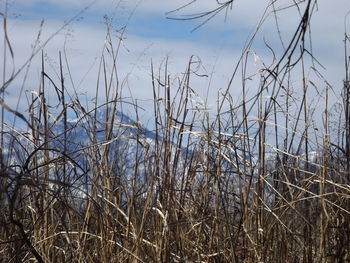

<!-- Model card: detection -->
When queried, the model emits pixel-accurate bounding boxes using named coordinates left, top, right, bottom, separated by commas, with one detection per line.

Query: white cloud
left=2, top=0, right=349, bottom=125
left=1, top=16, right=242, bottom=122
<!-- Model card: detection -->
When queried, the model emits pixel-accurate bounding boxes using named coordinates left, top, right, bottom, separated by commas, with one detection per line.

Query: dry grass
left=0, top=1, right=349, bottom=262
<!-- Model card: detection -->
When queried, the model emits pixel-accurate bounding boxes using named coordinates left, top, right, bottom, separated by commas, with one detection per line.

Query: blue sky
left=1, top=0, right=350, bottom=126
left=9, top=0, right=252, bottom=48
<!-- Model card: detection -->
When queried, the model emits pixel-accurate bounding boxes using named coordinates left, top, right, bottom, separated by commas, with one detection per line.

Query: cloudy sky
left=1, top=0, right=350, bottom=124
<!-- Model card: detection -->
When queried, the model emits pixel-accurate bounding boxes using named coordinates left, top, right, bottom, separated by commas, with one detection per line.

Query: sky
left=1, top=0, right=350, bottom=127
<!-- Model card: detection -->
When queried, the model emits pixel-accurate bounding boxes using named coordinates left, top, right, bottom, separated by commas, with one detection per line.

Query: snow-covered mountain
left=46, top=108, right=156, bottom=165
left=1, top=108, right=158, bottom=195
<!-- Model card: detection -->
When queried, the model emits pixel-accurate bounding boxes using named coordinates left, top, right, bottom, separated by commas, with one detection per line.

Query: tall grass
left=0, top=1, right=349, bottom=262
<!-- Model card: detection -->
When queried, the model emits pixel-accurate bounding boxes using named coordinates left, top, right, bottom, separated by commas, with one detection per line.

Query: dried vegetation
left=0, top=0, right=349, bottom=262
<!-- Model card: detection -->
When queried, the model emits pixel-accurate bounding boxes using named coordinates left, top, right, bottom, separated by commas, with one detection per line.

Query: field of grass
left=0, top=1, right=349, bottom=262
